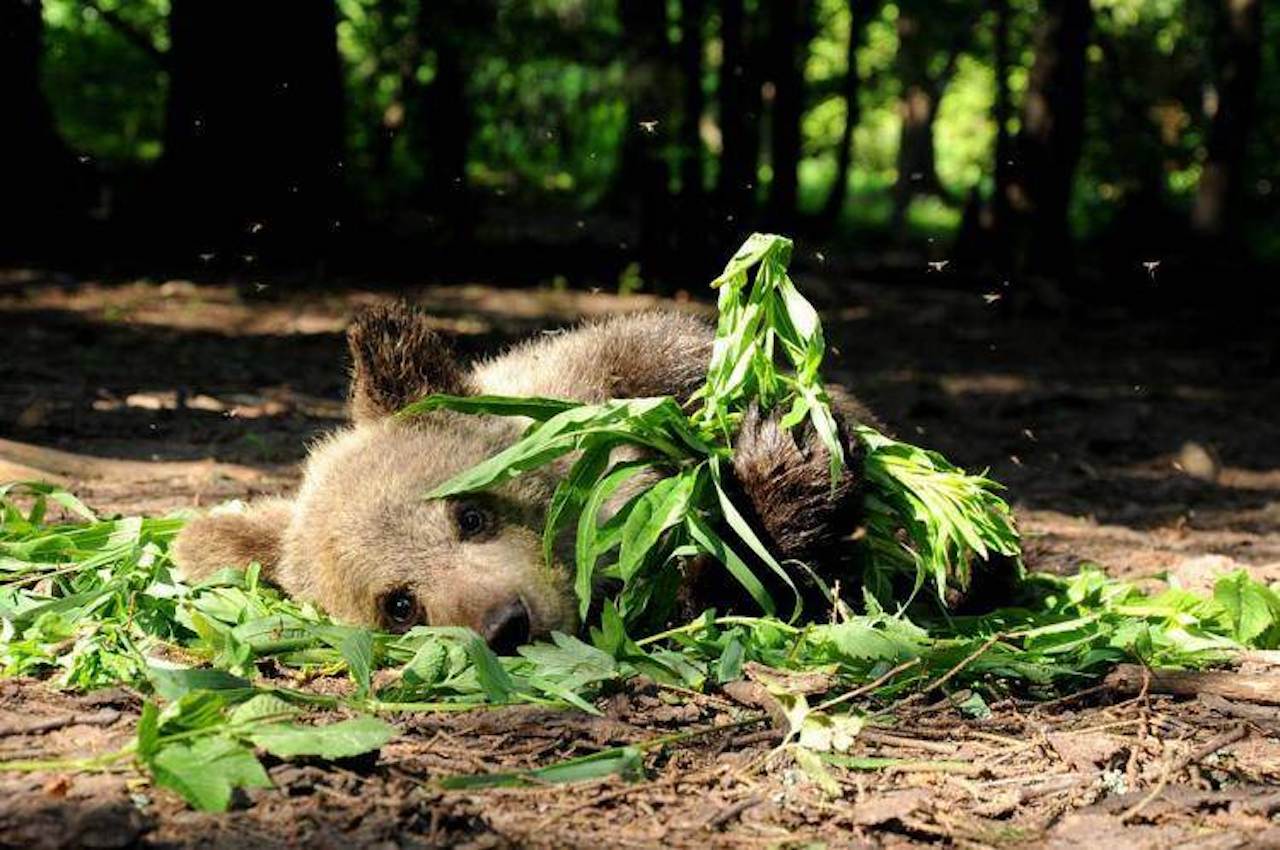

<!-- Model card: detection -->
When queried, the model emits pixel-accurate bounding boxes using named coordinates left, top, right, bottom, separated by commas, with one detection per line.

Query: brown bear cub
left=173, top=303, right=872, bottom=652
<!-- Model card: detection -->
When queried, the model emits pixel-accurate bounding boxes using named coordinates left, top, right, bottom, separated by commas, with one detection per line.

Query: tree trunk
left=616, top=0, right=676, bottom=280
left=163, top=0, right=344, bottom=259
left=717, top=0, right=747, bottom=206
left=990, top=0, right=1013, bottom=241
left=716, top=0, right=763, bottom=226
left=765, top=0, right=813, bottom=230
left=819, top=0, right=877, bottom=227
left=889, top=3, right=966, bottom=232
left=1190, top=0, right=1262, bottom=240
left=679, top=0, right=706, bottom=203
left=415, top=0, right=489, bottom=223
left=0, top=0, right=87, bottom=258
left=1008, top=0, right=1092, bottom=275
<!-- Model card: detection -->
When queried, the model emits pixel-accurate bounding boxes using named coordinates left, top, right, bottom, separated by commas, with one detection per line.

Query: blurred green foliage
left=43, top=0, right=168, bottom=163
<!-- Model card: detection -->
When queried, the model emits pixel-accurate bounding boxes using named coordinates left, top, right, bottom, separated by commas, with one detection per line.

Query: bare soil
left=2, top=268, right=1279, bottom=848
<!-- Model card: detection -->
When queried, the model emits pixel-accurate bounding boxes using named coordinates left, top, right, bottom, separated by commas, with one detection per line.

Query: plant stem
left=636, top=615, right=802, bottom=647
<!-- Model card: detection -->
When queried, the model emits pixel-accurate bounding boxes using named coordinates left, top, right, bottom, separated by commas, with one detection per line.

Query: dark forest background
left=2, top=0, right=1275, bottom=299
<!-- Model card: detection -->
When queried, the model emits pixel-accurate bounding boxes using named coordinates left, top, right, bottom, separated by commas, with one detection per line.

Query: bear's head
left=172, top=303, right=577, bottom=652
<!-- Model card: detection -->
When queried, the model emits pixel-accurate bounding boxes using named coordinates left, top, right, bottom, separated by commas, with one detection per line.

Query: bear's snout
left=481, top=597, right=532, bottom=654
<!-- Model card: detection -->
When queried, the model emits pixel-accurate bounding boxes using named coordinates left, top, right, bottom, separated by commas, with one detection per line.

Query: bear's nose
left=481, top=598, right=531, bottom=655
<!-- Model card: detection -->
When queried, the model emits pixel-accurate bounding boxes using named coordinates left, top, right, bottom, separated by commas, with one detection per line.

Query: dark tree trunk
left=990, top=0, right=1013, bottom=240
left=765, top=0, right=813, bottom=230
left=0, top=0, right=87, bottom=258
left=163, top=0, right=344, bottom=260
left=615, top=0, right=676, bottom=281
left=1008, top=0, right=1092, bottom=275
left=819, top=0, right=877, bottom=227
left=416, top=0, right=489, bottom=223
left=952, top=0, right=1015, bottom=273
left=889, top=3, right=966, bottom=232
left=717, top=0, right=748, bottom=205
left=716, top=0, right=763, bottom=226
left=679, top=0, right=706, bottom=203
left=1191, top=0, right=1262, bottom=240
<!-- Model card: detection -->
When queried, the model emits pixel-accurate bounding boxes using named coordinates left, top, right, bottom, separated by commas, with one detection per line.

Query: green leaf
left=136, top=701, right=160, bottom=759
left=451, top=628, right=515, bottom=699
left=715, top=635, right=745, bottom=683
left=543, top=440, right=617, bottom=568
left=616, top=468, right=701, bottom=581
left=424, top=398, right=685, bottom=500
left=339, top=630, right=375, bottom=697
left=150, top=736, right=272, bottom=812
left=249, top=716, right=395, bottom=761
left=148, top=666, right=252, bottom=701
left=793, top=746, right=842, bottom=797
left=574, top=460, right=652, bottom=620
left=228, top=693, right=299, bottom=725
left=1214, top=571, right=1280, bottom=646
left=685, top=513, right=775, bottom=616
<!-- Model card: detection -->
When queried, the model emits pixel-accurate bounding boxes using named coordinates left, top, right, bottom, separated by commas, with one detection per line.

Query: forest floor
left=1, top=267, right=1279, bottom=849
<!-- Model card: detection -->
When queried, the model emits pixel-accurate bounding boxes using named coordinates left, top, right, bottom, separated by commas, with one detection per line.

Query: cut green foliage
left=137, top=687, right=394, bottom=811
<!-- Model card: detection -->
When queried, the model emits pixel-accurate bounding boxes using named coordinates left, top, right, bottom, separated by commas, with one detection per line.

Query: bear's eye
left=454, top=502, right=492, bottom=539
left=380, top=589, right=421, bottom=631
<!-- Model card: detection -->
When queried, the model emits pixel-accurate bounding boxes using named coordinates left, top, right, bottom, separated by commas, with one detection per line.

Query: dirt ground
left=2, top=267, right=1279, bottom=848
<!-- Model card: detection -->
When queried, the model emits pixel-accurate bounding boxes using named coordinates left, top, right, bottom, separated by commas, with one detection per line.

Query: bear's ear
left=346, top=301, right=471, bottom=423
left=171, top=498, right=293, bottom=585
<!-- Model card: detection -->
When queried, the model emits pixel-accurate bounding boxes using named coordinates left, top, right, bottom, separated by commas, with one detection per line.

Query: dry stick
left=704, top=794, right=765, bottom=830
left=1119, top=723, right=1248, bottom=823
left=1026, top=682, right=1113, bottom=714
left=881, top=759, right=983, bottom=775
left=813, top=658, right=921, bottom=713
left=1105, top=664, right=1280, bottom=706
left=859, top=729, right=958, bottom=755
left=2, top=562, right=88, bottom=588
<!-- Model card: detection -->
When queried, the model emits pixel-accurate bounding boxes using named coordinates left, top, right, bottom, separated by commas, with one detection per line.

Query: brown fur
left=171, top=303, right=874, bottom=644
left=729, top=404, right=863, bottom=562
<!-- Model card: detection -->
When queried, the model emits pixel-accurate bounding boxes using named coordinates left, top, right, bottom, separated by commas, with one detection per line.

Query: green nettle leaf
left=1214, top=571, right=1280, bottom=647
left=149, top=666, right=252, bottom=701
left=249, top=716, right=395, bottom=761
left=150, top=736, right=273, bottom=812
left=337, top=629, right=375, bottom=697
left=401, top=636, right=451, bottom=686
left=715, top=636, right=745, bottom=683
left=452, top=629, right=515, bottom=699
left=228, top=693, right=299, bottom=725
